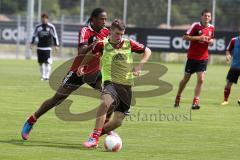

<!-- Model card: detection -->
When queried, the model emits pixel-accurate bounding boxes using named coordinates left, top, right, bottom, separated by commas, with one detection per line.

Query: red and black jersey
left=226, top=37, right=238, bottom=53
left=78, top=25, right=109, bottom=53
left=70, top=25, right=109, bottom=73
left=92, top=39, right=145, bottom=55
left=31, top=23, right=59, bottom=50
left=185, top=22, right=215, bottom=60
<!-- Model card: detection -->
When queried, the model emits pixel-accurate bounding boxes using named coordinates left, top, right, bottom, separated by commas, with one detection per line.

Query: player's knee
left=197, top=78, right=204, bottom=84
left=100, top=101, right=111, bottom=111
left=102, top=98, right=114, bottom=108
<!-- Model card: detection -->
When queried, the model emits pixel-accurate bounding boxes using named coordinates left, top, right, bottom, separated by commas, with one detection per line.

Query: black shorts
left=61, top=71, right=102, bottom=90
left=37, top=49, right=52, bottom=64
left=184, top=59, right=208, bottom=74
left=102, top=81, right=132, bottom=115
left=226, top=68, right=240, bottom=84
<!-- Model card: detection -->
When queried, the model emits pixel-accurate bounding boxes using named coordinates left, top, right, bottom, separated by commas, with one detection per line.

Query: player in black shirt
left=30, top=13, right=59, bottom=80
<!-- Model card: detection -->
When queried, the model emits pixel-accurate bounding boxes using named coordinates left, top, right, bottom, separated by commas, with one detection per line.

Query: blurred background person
left=30, top=13, right=59, bottom=81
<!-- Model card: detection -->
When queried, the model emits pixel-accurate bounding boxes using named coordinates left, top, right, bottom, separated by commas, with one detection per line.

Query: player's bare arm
left=226, top=50, right=232, bottom=62
left=183, top=34, right=211, bottom=42
left=78, top=40, right=99, bottom=55
left=29, top=43, right=34, bottom=49
left=133, top=47, right=152, bottom=76
left=76, top=51, right=96, bottom=76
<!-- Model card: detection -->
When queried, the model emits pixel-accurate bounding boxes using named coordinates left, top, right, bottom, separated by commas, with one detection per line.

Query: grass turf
left=0, top=59, right=240, bottom=160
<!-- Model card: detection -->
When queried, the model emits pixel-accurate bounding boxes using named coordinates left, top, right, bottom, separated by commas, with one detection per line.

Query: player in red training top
left=174, top=9, right=214, bottom=110
left=21, top=8, right=110, bottom=140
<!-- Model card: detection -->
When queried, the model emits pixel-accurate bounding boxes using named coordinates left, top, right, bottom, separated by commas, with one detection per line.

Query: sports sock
left=27, top=115, right=37, bottom=125
left=92, top=128, right=102, bottom=139
left=176, top=95, right=181, bottom=100
left=39, top=64, right=44, bottom=78
left=192, top=97, right=199, bottom=105
left=224, top=87, right=230, bottom=101
left=44, top=63, right=51, bottom=79
left=100, top=118, right=110, bottom=136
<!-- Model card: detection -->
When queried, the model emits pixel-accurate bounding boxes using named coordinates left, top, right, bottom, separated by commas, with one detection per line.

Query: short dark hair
left=41, top=13, right=49, bottom=19
left=110, top=19, right=126, bottom=31
left=87, top=8, right=106, bottom=25
left=201, top=9, right=211, bottom=15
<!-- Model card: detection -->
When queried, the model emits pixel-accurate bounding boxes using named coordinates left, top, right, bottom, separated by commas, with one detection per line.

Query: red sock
left=100, top=118, right=110, bottom=136
left=192, top=97, right=199, bottom=105
left=176, top=95, right=181, bottom=100
left=175, top=95, right=181, bottom=102
left=224, top=87, right=231, bottom=101
left=92, top=128, right=102, bottom=139
left=27, top=115, right=37, bottom=125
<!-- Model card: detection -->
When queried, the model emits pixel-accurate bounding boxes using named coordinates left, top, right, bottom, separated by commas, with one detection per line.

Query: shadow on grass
left=0, top=139, right=102, bottom=151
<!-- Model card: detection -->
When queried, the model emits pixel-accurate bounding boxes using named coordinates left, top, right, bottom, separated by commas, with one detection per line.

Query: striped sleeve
left=49, top=23, right=59, bottom=46
left=226, top=38, right=236, bottom=52
left=210, top=25, right=215, bottom=38
left=130, top=39, right=145, bottom=54
left=185, top=22, right=198, bottom=35
left=31, top=24, right=40, bottom=44
left=78, top=27, right=90, bottom=46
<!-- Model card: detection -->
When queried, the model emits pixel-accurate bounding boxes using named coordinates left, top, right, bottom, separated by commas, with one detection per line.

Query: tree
left=41, top=0, right=60, bottom=19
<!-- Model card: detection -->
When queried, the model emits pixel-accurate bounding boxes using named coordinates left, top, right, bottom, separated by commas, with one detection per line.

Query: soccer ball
left=104, top=135, right=122, bottom=152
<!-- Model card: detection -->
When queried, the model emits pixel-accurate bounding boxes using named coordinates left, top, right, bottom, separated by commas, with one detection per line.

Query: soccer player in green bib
left=77, top=19, right=152, bottom=148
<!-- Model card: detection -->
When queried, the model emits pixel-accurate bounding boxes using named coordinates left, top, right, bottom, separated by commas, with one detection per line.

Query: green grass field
left=1, top=59, right=240, bottom=160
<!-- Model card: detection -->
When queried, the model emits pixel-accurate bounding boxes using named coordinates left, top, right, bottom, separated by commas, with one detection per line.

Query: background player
left=21, top=8, right=109, bottom=140
left=174, top=9, right=214, bottom=110
left=221, top=32, right=240, bottom=105
left=30, top=13, right=59, bottom=81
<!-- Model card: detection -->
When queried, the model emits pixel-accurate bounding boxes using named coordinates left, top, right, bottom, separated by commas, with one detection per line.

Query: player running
left=221, top=32, right=240, bottom=105
left=77, top=19, right=152, bottom=148
left=21, top=8, right=110, bottom=140
left=174, top=9, right=215, bottom=110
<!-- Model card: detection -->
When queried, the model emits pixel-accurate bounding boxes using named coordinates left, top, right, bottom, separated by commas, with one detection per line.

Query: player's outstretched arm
left=76, top=51, right=96, bottom=76
left=133, top=47, right=152, bottom=76
left=79, top=40, right=99, bottom=55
